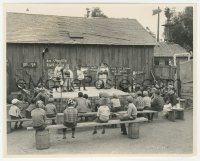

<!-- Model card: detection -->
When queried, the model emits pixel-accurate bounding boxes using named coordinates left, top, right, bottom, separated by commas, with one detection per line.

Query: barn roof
left=6, top=12, right=157, bottom=45
left=154, top=42, right=189, bottom=57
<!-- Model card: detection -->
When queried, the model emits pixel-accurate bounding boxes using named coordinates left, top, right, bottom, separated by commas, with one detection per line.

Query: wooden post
left=175, top=110, right=184, bottom=120
left=157, top=7, right=160, bottom=42
left=56, top=113, right=64, bottom=134
left=128, top=123, right=139, bottom=139
left=7, top=122, right=12, bottom=134
left=168, top=110, right=175, bottom=122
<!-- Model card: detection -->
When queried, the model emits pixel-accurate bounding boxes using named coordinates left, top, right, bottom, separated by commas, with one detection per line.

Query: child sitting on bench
left=63, top=99, right=78, bottom=139
left=45, top=98, right=57, bottom=125
left=9, top=99, right=23, bottom=129
left=31, top=100, right=47, bottom=131
left=119, top=96, right=137, bottom=135
left=93, top=98, right=110, bottom=135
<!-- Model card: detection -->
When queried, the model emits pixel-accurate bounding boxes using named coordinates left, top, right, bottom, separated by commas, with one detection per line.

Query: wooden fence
left=179, top=60, right=193, bottom=107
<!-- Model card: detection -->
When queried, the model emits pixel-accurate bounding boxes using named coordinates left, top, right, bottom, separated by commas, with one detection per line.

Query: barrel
left=128, top=123, right=139, bottom=139
left=35, top=130, right=50, bottom=150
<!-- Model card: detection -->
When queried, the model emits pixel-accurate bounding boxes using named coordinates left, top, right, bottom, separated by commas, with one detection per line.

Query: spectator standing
left=77, top=65, right=86, bottom=91
left=63, top=64, right=74, bottom=92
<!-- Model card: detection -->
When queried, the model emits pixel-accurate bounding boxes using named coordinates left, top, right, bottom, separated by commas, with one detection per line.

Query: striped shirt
left=45, top=103, right=57, bottom=115
left=63, top=107, right=78, bottom=123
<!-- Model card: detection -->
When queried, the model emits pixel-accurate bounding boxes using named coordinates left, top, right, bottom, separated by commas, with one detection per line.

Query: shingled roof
left=6, top=12, right=157, bottom=45
left=154, top=42, right=189, bottom=57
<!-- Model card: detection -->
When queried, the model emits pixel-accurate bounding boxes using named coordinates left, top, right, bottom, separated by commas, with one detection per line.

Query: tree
left=86, top=7, right=108, bottom=18
left=164, top=7, right=193, bottom=52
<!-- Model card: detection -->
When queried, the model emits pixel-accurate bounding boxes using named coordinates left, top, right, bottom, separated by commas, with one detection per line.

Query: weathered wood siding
left=154, top=65, right=176, bottom=80
left=7, top=43, right=154, bottom=93
left=180, top=60, right=193, bottom=101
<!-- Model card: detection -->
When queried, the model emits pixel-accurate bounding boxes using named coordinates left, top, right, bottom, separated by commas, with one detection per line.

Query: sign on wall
left=46, top=59, right=68, bottom=68
left=110, top=67, right=131, bottom=75
left=81, top=65, right=99, bottom=72
left=21, top=62, right=37, bottom=68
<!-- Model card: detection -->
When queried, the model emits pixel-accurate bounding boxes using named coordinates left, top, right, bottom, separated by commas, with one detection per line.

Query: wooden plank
left=7, top=117, right=56, bottom=122
left=116, top=110, right=158, bottom=115
left=27, top=117, right=148, bottom=130
left=57, top=112, right=97, bottom=117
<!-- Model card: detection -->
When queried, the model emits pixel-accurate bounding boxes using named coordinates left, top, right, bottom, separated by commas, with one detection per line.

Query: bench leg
left=128, top=123, right=139, bottom=139
left=168, top=111, right=175, bottom=122
left=57, top=115, right=64, bottom=134
left=176, top=111, right=184, bottom=120
left=35, top=129, right=50, bottom=150
left=7, top=122, right=12, bottom=134
left=153, top=113, right=158, bottom=119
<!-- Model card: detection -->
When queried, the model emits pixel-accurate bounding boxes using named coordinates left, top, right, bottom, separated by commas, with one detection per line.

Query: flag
left=152, top=8, right=162, bottom=15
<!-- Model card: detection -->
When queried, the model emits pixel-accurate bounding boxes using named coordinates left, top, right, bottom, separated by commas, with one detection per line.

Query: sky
left=4, top=3, right=192, bottom=40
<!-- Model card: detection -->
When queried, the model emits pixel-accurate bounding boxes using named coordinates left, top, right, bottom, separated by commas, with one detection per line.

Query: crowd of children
left=8, top=84, right=181, bottom=139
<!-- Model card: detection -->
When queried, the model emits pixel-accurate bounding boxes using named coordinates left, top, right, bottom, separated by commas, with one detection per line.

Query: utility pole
left=153, top=7, right=162, bottom=42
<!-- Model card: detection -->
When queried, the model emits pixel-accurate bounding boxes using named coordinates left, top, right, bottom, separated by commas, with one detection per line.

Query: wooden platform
left=53, top=87, right=129, bottom=99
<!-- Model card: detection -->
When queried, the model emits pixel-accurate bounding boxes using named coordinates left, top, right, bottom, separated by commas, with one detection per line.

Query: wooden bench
left=7, top=117, right=56, bottom=134
left=7, top=112, right=97, bottom=133
left=114, top=110, right=159, bottom=120
left=27, top=117, right=148, bottom=150
left=168, top=108, right=184, bottom=122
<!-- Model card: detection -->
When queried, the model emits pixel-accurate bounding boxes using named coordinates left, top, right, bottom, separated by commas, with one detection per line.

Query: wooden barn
left=6, top=12, right=157, bottom=93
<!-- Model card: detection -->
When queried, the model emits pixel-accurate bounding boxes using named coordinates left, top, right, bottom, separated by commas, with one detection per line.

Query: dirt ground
left=6, top=109, right=193, bottom=156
